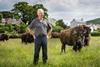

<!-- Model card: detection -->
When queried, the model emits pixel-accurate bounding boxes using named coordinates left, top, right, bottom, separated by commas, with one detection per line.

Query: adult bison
left=59, top=25, right=89, bottom=53
left=0, top=34, right=9, bottom=41
left=21, top=33, right=34, bottom=44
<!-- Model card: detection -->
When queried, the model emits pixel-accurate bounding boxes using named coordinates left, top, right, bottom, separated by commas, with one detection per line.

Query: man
left=28, top=9, right=52, bottom=65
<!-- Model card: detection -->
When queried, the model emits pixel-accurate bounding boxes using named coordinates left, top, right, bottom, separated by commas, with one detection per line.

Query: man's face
left=37, top=10, right=44, bottom=19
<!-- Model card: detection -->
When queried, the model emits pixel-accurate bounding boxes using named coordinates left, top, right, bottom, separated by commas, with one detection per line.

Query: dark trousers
left=33, top=34, right=47, bottom=63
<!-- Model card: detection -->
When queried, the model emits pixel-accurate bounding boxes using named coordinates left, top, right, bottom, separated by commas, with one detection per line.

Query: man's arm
left=27, top=19, right=35, bottom=36
left=26, top=27, right=36, bottom=39
left=48, top=26, right=52, bottom=34
left=27, top=27, right=34, bottom=35
left=47, top=23, right=52, bottom=38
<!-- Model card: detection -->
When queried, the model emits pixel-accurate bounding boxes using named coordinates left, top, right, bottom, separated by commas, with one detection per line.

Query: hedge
left=91, top=32, right=100, bottom=36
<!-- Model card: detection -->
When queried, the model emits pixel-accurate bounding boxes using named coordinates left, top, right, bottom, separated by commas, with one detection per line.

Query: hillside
left=87, top=18, right=100, bottom=24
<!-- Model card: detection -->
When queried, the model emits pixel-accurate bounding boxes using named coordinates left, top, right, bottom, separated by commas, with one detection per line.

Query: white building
left=2, top=18, right=23, bottom=25
left=87, top=24, right=100, bottom=32
left=70, top=19, right=86, bottom=28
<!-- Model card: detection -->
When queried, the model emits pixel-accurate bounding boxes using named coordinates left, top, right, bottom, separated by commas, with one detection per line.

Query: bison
left=21, top=33, right=34, bottom=44
left=51, top=32, right=60, bottom=38
left=59, top=25, right=90, bottom=53
left=0, top=34, right=9, bottom=41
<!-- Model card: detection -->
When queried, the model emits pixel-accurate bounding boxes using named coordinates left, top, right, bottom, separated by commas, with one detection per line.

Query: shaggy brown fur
left=51, top=32, right=60, bottom=38
left=59, top=25, right=90, bottom=53
left=21, top=33, right=34, bottom=44
left=0, top=34, right=9, bottom=41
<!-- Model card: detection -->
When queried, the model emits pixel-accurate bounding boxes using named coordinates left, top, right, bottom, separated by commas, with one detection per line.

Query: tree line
left=0, top=1, right=68, bottom=34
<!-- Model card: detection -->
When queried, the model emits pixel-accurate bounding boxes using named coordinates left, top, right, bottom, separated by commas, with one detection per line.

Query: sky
left=0, top=0, right=100, bottom=24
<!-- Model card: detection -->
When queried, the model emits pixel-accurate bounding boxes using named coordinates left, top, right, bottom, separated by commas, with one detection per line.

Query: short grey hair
left=37, top=9, right=44, bottom=14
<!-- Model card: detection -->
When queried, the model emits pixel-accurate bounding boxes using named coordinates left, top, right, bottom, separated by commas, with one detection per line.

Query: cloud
left=0, top=0, right=28, bottom=11
left=43, top=0, right=100, bottom=23
left=44, top=0, right=80, bottom=12
left=0, top=0, right=100, bottom=23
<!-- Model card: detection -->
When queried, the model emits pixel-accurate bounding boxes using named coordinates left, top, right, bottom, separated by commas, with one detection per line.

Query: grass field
left=0, top=37, right=100, bottom=67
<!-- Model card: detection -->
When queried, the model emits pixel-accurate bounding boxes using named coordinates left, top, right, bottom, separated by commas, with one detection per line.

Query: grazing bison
left=21, top=33, right=34, bottom=44
left=51, top=32, right=60, bottom=38
left=0, top=34, right=9, bottom=41
left=60, top=25, right=88, bottom=53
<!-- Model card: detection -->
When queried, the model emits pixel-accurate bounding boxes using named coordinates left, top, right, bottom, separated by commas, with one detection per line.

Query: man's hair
left=37, top=9, right=44, bottom=14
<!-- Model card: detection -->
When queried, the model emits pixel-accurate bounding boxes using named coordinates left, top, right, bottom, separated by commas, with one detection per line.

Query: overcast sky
left=0, top=0, right=100, bottom=24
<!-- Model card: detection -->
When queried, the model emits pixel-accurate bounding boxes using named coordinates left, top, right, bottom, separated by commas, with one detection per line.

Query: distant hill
left=87, top=18, right=100, bottom=24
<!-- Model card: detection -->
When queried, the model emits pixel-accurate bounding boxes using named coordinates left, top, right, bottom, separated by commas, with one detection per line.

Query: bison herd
left=0, top=25, right=91, bottom=53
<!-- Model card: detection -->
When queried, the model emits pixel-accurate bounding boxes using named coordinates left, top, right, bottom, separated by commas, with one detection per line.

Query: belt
left=37, top=34, right=46, bottom=37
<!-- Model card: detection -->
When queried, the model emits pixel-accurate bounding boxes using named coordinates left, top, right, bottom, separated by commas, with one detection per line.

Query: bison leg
left=75, top=41, right=82, bottom=52
left=73, top=45, right=78, bottom=52
left=84, top=39, right=89, bottom=46
left=61, top=43, right=66, bottom=53
left=63, top=44, right=66, bottom=53
left=77, top=43, right=82, bottom=52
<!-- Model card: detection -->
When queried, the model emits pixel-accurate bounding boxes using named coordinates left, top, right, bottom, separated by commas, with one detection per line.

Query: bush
left=0, top=23, right=28, bottom=34
left=91, top=32, right=100, bottom=36
left=0, top=28, right=5, bottom=33
left=17, top=23, right=28, bottom=33
left=5, top=24, right=14, bottom=33
left=52, top=26, right=63, bottom=32
left=0, top=24, right=5, bottom=33
left=97, top=28, right=100, bottom=32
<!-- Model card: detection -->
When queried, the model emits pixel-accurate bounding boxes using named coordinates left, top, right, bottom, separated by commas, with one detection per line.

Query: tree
left=55, top=19, right=67, bottom=29
left=12, top=2, right=30, bottom=23
left=52, top=26, right=63, bottom=32
left=12, top=2, right=48, bottom=24
left=0, top=13, right=3, bottom=23
left=1, top=11, right=13, bottom=18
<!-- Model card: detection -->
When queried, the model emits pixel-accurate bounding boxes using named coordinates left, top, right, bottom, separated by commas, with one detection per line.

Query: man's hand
left=27, top=28, right=35, bottom=38
left=47, top=29, right=52, bottom=39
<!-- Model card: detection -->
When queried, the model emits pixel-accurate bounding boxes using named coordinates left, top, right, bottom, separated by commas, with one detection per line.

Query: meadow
left=0, top=37, right=100, bottom=67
